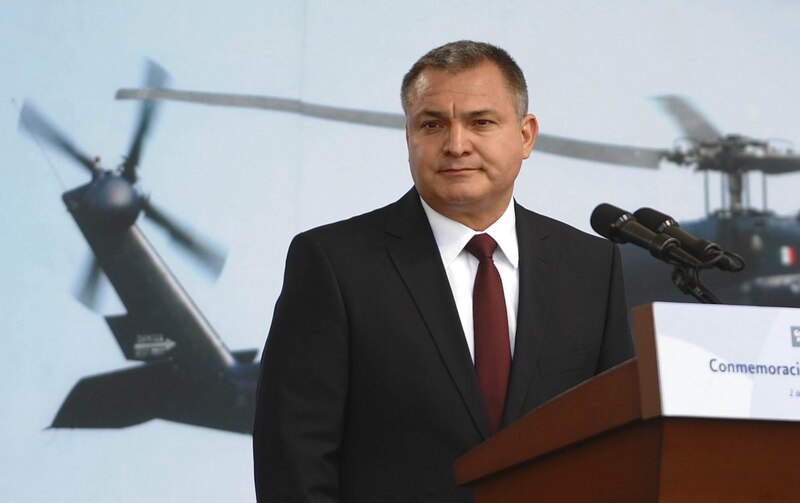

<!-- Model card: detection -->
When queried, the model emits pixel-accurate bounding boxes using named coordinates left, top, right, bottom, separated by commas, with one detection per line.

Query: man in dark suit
left=253, top=41, right=633, bottom=502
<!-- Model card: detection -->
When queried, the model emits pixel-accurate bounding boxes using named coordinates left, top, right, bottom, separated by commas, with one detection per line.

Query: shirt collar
left=420, top=196, right=519, bottom=269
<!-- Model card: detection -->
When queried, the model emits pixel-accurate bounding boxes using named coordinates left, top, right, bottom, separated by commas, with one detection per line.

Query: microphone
left=633, top=207, right=743, bottom=272
left=590, top=203, right=700, bottom=267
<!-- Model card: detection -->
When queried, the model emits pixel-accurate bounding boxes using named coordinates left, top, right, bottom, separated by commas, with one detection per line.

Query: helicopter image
left=116, top=86, right=800, bottom=310
left=20, top=62, right=259, bottom=435
left=22, top=63, right=800, bottom=436
left=571, top=96, right=800, bottom=309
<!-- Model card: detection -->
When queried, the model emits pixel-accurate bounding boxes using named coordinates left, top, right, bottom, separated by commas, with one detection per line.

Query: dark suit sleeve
left=253, top=232, right=348, bottom=502
left=597, top=243, right=635, bottom=373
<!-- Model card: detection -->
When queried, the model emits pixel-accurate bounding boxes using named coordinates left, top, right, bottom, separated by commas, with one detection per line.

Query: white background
left=2, top=1, right=800, bottom=501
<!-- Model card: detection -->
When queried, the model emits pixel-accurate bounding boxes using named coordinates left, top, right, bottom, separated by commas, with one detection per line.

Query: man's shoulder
left=516, top=203, right=612, bottom=250
left=295, top=188, right=421, bottom=248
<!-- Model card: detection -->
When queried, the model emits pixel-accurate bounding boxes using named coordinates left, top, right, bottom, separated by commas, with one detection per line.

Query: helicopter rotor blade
left=141, top=199, right=226, bottom=276
left=121, top=60, right=170, bottom=183
left=654, top=95, right=722, bottom=142
left=18, top=101, right=96, bottom=172
left=731, top=154, right=800, bottom=175
left=117, top=87, right=676, bottom=169
left=116, top=88, right=406, bottom=129
left=73, top=256, right=104, bottom=310
left=534, top=134, right=667, bottom=168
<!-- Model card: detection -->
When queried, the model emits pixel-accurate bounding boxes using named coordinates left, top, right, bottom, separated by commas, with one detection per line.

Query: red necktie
left=465, top=234, right=511, bottom=434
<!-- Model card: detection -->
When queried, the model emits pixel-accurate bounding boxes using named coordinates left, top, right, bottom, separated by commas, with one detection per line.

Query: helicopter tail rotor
left=20, top=60, right=226, bottom=313
left=121, top=60, right=170, bottom=183
left=18, top=101, right=97, bottom=173
left=74, top=256, right=105, bottom=310
left=142, top=198, right=226, bottom=275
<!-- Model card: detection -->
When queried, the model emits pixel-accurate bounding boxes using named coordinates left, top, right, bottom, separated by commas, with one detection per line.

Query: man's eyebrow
left=415, top=110, right=446, bottom=119
left=415, top=109, right=498, bottom=119
left=466, top=109, right=497, bottom=117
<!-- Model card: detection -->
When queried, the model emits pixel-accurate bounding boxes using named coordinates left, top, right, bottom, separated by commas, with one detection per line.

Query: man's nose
left=443, top=124, right=471, bottom=156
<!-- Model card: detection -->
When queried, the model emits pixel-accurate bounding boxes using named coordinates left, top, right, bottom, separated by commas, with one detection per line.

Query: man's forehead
left=413, top=64, right=497, bottom=91
left=407, top=64, right=515, bottom=113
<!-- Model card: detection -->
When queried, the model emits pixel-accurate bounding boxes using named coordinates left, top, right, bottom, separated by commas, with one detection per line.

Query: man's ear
left=521, top=114, right=538, bottom=159
left=405, top=124, right=411, bottom=161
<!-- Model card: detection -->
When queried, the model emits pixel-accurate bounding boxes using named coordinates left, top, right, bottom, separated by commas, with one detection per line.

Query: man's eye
left=474, top=120, right=493, bottom=127
left=421, top=121, right=441, bottom=130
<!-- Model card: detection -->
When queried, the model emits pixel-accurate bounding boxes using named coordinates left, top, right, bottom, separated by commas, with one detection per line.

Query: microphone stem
left=671, top=266, right=723, bottom=304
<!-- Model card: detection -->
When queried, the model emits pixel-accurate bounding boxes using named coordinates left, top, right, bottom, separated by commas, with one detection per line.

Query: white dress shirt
left=420, top=197, right=519, bottom=361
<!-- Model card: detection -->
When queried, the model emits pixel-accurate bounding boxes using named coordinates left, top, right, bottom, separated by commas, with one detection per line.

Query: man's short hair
left=401, top=40, right=529, bottom=120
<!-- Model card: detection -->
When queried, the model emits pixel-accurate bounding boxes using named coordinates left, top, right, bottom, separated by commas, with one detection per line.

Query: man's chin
left=435, top=194, right=483, bottom=209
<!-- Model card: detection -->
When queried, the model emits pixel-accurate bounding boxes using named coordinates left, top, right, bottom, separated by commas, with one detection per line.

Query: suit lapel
left=385, top=190, right=491, bottom=440
left=503, top=204, right=557, bottom=425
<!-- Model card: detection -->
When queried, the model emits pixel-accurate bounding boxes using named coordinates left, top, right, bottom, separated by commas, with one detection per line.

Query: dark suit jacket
left=253, top=188, right=633, bottom=502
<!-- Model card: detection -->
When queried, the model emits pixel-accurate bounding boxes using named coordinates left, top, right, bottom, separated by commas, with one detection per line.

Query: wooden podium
left=455, top=304, right=800, bottom=502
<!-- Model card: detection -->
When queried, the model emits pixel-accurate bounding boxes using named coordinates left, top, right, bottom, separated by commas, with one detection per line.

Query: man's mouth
left=439, top=166, right=478, bottom=173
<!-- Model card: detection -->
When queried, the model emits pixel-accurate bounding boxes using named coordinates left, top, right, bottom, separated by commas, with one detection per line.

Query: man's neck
left=422, top=198, right=513, bottom=232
